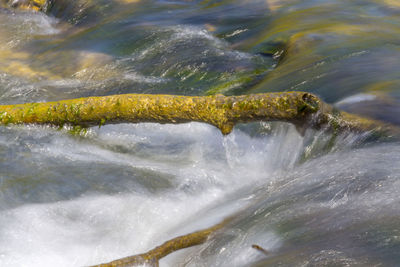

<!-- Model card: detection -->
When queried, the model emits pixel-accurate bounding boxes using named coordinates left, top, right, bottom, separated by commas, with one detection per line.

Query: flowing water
left=0, top=0, right=400, bottom=266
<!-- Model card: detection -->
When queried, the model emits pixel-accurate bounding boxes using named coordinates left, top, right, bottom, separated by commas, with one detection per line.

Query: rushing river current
left=1, top=0, right=400, bottom=266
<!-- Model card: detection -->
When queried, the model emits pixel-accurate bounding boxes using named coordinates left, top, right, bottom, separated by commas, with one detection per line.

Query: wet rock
left=1, top=0, right=48, bottom=11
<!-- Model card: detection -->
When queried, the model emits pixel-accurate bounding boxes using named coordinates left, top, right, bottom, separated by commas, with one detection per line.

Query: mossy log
left=91, top=218, right=229, bottom=267
left=0, top=92, right=398, bottom=137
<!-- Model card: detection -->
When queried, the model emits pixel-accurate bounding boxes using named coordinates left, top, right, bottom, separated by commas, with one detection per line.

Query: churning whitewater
left=1, top=0, right=400, bottom=266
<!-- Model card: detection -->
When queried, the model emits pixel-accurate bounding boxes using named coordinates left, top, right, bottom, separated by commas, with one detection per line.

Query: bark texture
left=0, top=92, right=397, bottom=137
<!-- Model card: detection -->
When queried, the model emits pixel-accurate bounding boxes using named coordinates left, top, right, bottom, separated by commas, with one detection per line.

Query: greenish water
left=0, top=0, right=399, bottom=266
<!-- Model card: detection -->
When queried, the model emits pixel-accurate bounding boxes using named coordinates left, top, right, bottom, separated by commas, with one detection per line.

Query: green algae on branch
left=0, top=92, right=398, bottom=137
left=0, top=92, right=320, bottom=135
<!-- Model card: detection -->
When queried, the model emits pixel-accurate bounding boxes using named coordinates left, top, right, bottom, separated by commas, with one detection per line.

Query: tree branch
left=91, top=218, right=229, bottom=267
left=0, top=92, right=397, bottom=137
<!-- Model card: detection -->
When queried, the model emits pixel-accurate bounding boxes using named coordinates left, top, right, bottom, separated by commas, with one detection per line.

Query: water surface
left=0, top=0, right=400, bottom=266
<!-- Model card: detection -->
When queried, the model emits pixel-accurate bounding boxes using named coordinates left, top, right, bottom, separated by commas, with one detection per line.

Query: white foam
left=0, top=186, right=247, bottom=266
left=0, top=122, right=305, bottom=266
left=1, top=121, right=391, bottom=266
left=124, top=72, right=167, bottom=84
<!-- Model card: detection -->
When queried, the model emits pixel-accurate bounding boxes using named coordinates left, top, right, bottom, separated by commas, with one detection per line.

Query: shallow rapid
left=0, top=0, right=399, bottom=266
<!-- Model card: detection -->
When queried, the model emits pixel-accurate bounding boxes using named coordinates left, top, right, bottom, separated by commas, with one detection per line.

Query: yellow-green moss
left=0, top=92, right=397, bottom=137
left=0, top=92, right=320, bottom=135
left=1, top=0, right=48, bottom=11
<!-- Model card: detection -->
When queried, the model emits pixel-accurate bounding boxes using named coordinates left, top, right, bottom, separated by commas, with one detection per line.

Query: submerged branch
left=0, top=92, right=398, bottom=137
left=91, top=218, right=229, bottom=267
